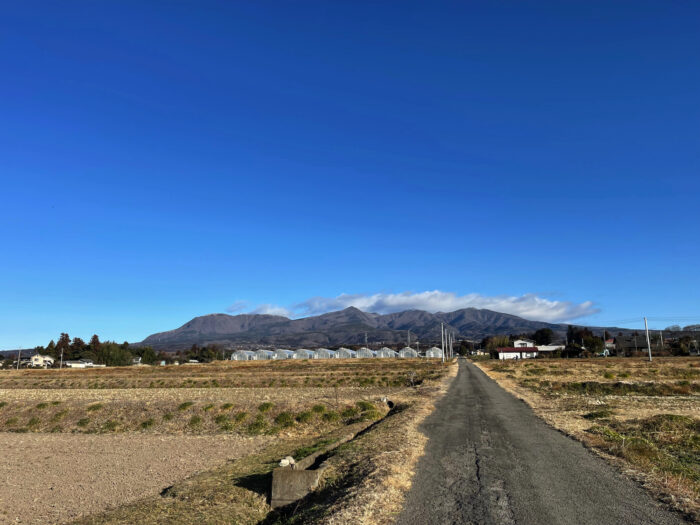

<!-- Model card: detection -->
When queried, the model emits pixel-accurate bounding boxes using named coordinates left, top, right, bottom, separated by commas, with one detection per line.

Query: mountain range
left=139, top=307, right=608, bottom=350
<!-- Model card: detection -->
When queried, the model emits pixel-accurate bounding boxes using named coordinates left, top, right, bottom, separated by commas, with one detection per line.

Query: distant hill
left=139, top=306, right=602, bottom=350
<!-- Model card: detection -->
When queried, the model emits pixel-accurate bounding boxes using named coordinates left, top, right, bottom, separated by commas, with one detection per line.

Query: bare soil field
left=0, top=359, right=453, bottom=524
left=476, top=357, right=700, bottom=520
left=0, top=432, right=268, bottom=525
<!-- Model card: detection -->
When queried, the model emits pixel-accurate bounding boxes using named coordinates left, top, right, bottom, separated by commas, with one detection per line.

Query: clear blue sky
left=2, top=1, right=699, bottom=348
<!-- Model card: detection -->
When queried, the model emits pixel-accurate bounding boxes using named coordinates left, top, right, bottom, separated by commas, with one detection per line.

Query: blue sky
left=1, top=1, right=698, bottom=348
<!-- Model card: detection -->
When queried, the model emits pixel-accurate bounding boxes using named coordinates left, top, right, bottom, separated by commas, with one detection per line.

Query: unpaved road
left=0, top=432, right=267, bottom=524
left=397, top=360, right=689, bottom=525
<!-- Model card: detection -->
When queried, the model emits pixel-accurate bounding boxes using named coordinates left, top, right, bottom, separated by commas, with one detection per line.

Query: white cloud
left=229, top=290, right=598, bottom=323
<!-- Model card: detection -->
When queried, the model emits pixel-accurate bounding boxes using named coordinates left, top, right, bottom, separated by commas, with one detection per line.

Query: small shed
left=425, top=347, right=444, bottom=358
left=274, top=349, right=295, bottom=360
left=254, top=349, right=275, bottom=360
left=294, top=349, right=316, bottom=359
left=337, top=348, right=357, bottom=359
left=356, top=347, right=376, bottom=358
left=376, top=347, right=398, bottom=358
left=231, top=350, right=255, bottom=361
left=398, top=347, right=418, bottom=358
left=315, top=348, right=337, bottom=359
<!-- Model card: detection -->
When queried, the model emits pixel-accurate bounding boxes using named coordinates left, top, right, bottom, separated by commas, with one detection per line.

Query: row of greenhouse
left=230, top=346, right=445, bottom=361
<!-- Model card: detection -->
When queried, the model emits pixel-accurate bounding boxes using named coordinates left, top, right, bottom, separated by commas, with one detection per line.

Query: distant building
left=30, top=354, right=54, bottom=368
left=536, top=344, right=565, bottom=354
left=494, top=347, right=538, bottom=360
left=513, top=339, right=535, bottom=348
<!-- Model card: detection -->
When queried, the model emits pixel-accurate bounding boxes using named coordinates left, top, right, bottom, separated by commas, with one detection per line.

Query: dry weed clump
left=477, top=357, right=700, bottom=520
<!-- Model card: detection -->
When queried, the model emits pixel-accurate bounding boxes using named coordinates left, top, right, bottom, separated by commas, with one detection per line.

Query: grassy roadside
left=475, top=358, right=699, bottom=521
left=70, top=360, right=457, bottom=525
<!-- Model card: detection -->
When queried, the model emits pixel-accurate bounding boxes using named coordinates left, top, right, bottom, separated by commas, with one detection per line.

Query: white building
left=536, top=344, right=565, bottom=354
left=273, top=349, right=295, bottom=360
left=30, top=354, right=54, bottom=368
left=495, top=347, right=538, bottom=360
left=398, top=347, right=418, bottom=358
left=425, top=347, right=444, bottom=358
left=337, top=348, right=356, bottom=359
left=231, top=350, right=254, bottom=361
left=254, top=349, right=275, bottom=360
left=294, top=349, right=316, bottom=359
left=356, top=347, right=376, bottom=358
left=376, top=347, right=398, bottom=358
left=513, top=339, right=535, bottom=348
left=315, top=348, right=337, bottom=359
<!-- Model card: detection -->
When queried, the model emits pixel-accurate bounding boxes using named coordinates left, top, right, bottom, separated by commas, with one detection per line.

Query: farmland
left=476, top=357, right=700, bottom=520
left=0, top=359, right=453, bottom=524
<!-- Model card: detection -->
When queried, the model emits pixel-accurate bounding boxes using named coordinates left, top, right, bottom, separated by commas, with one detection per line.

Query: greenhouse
left=293, top=349, right=316, bottom=359
left=274, top=349, right=295, bottom=360
left=254, top=349, right=275, bottom=360
left=376, top=347, right=398, bottom=358
left=337, top=348, right=356, bottom=359
left=356, top=347, right=377, bottom=358
left=425, top=347, right=444, bottom=358
left=231, top=350, right=254, bottom=361
left=315, top=348, right=337, bottom=359
left=398, top=347, right=418, bottom=358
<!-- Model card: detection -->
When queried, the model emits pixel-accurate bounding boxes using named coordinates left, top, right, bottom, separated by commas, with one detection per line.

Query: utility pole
left=16, top=347, right=21, bottom=370
left=644, top=317, right=653, bottom=362
left=441, top=323, right=445, bottom=363
left=60, top=346, right=64, bottom=369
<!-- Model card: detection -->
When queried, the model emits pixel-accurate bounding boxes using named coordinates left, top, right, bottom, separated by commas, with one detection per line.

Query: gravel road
left=396, top=360, right=689, bottom=525
left=0, top=432, right=267, bottom=524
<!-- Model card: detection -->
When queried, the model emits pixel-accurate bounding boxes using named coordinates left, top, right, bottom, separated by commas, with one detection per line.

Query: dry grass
left=0, top=358, right=454, bottom=524
left=477, top=357, right=700, bottom=520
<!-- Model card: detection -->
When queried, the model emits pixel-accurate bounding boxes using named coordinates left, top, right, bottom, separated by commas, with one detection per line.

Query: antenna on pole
left=644, top=317, right=653, bottom=362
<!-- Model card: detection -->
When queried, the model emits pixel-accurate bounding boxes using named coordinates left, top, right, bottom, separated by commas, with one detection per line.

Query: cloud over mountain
left=229, top=290, right=598, bottom=323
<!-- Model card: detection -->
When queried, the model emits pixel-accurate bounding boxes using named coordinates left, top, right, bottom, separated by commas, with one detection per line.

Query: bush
left=189, top=415, right=202, bottom=427
left=221, top=403, right=233, bottom=410
left=322, top=411, right=340, bottom=423
left=246, top=415, right=267, bottom=435
left=296, top=411, right=313, bottom=424
left=274, top=411, right=295, bottom=428
left=214, top=414, right=229, bottom=425
left=36, top=402, right=48, bottom=410
left=28, top=417, right=40, bottom=426
left=140, top=418, right=155, bottom=429
left=258, top=402, right=273, bottom=413
left=0, top=402, right=7, bottom=409
left=6, top=417, right=17, bottom=426
left=77, top=418, right=90, bottom=427
left=234, top=411, right=248, bottom=422
left=178, top=402, right=194, bottom=411
left=356, top=400, right=375, bottom=412
left=162, top=412, right=173, bottom=421
left=51, top=401, right=61, bottom=405
left=203, top=404, right=214, bottom=411
left=583, top=409, right=614, bottom=420
left=51, top=410, right=68, bottom=422
left=341, top=406, right=359, bottom=419
left=311, top=404, right=325, bottom=414
left=102, top=420, right=119, bottom=431
left=87, top=403, right=103, bottom=412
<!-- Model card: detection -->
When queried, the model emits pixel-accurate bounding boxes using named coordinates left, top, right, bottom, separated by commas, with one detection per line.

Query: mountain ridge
left=139, top=307, right=618, bottom=350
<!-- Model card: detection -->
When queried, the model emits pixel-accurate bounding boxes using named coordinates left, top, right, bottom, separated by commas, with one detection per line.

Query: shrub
left=36, top=402, right=48, bottom=410
left=322, top=411, right=340, bottom=423
left=296, top=411, right=313, bottom=424
left=51, top=410, right=68, bottom=422
left=51, top=401, right=61, bottom=405
left=189, top=415, right=202, bottom=427
left=140, top=418, right=155, bottom=429
left=50, top=425, right=62, bottom=433
left=214, top=414, right=229, bottom=425
left=356, top=400, right=375, bottom=412
left=311, top=404, right=325, bottom=414
left=0, top=402, right=7, bottom=409
left=603, top=372, right=615, bottom=380
left=102, top=420, right=119, bottom=431
left=162, top=412, right=173, bottom=421
left=6, top=417, right=18, bottom=426
left=203, top=404, right=214, bottom=412
left=87, top=403, right=103, bottom=412
left=178, top=402, right=194, bottom=411
left=77, top=418, right=90, bottom=427
left=274, top=412, right=295, bottom=428
left=234, top=411, right=248, bottom=422
left=583, top=409, right=614, bottom=420
left=246, top=415, right=268, bottom=435
left=341, top=406, right=359, bottom=419
left=27, top=417, right=40, bottom=427
left=221, top=403, right=233, bottom=410
left=258, top=402, right=273, bottom=413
